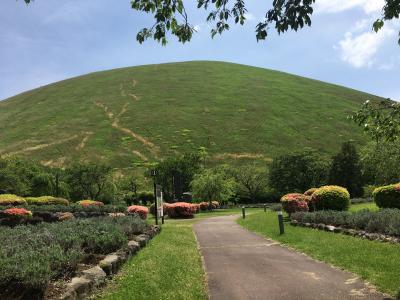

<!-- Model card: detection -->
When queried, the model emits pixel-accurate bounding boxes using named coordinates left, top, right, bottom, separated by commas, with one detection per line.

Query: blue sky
left=1, top=0, right=399, bottom=101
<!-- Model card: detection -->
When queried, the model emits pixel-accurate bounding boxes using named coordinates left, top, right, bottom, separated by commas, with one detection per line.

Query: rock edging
left=59, top=225, right=161, bottom=300
left=290, top=220, right=400, bottom=244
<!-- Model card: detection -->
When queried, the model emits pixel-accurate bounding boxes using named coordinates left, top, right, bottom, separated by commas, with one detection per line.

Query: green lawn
left=238, top=211, right=400, bottom=296
left=97, top=208, right=249, bottom=300
left=350, top=202, right=378, bottom=212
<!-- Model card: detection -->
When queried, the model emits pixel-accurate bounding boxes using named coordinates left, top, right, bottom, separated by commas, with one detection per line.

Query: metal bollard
left=278, top=210, right=285, bottom=234
left=242, top=206, right=245, bottom=219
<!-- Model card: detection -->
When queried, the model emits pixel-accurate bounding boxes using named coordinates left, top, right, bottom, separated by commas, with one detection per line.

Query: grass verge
left=97, top=220, right=206, bottom=300
left=238, top=211, right=400, bottom=296
left=97, top=208, right=250, bottom=300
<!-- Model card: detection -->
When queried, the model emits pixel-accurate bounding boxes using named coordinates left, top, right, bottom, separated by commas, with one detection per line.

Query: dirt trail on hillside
left=75, top=132, right=93, bottom=150
left=94, top=101, right=159, bottom=158
left=213, top=152, right=268, bottom=160
left=3, top=135, right=79, bottom=157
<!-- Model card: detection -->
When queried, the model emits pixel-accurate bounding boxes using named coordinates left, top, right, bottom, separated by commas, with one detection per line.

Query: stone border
left=59, top=225, right=161, bottom=300
left=290, top=220, right=400, bottom=244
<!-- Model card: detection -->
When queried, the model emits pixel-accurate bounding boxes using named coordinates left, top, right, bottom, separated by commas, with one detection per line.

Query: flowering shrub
left=280, top=193, right=309, bottom=216
left=127, top=205, right=149, bottom=220
left=312, top=185, right=350, bottom=211
left=77, top=200, right=104, bottom=207
left=192, top=203, right=200, bottom=213
left=211, top=201, right=220, bottom=209
left=373, top=183, right=400, bottom=209
left=25, top=196, right=69, bottom=206
left=0, top=194, right=27, bottom=206
left=3, top=208, right=32, bottom=218
left=165, top=202, right=197, bottom=218
left=199, top=202, right=210, bottom=211
left=304, top=188, right=318, bottom=196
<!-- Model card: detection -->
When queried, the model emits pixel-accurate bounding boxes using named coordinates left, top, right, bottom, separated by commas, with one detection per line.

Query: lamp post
left=278, top=210, right=285, bottom=234
left=150, top=169, right=158, bottom=225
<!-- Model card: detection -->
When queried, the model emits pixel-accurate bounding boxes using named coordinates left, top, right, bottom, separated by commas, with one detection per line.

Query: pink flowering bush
left=165, top=202, right=197, bottom=218
left=280, top=193, right=309, bottom=217
left=127, top=205, right=149, bottom=220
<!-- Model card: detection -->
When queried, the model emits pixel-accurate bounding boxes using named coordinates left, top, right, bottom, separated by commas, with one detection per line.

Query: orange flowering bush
left=192, top=203, right=200, bottom=213
left=165, top=202, right=197, bottom=218
left=280, top=193, right=309, bottom=216
left=77, top=200, right=104, bottom=207
left=3, top=208, right=32, bottom=218
left=127, top=205, right=149, bottom=219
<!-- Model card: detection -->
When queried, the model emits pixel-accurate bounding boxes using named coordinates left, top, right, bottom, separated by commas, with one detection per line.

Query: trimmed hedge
left=0, top=216, right=148, bottom=295
left=165, top=202, right=196, bottom=218
left=312, top=185, right=350, bottom=211
left=291, top=209, right=400, bottom=236
left=304, top=188, right=318, bottom=196
left=373, top=184, right=400, bottom=209
left=25, top=196, right=69, bottom=206
left=280, top=193, right=309, bottom=216
left=127, top=205, right=149, bottom=220
left=0, top=194, right=27, bottom=206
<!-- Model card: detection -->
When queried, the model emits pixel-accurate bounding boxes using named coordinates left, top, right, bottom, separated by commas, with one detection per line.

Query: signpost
left=150, top=169, right=158, bottom=225
left=156, top=184, right=164, bottom=224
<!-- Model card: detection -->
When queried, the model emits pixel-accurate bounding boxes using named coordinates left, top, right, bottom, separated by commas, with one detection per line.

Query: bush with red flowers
left=165, top=202, right=197, bottom=218
left=280, top=193, right=309, bottom=216
left=192, top=203, right=200, bottom=213
left=77, top=200, right=105, bottom=207
left=3, top=207, right=33, bottom=218
left=127, top=205, right=149, bottom=220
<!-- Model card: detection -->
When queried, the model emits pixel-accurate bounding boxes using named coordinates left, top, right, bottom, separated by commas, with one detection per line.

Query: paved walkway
left=194, top=215, right=390, bottom=300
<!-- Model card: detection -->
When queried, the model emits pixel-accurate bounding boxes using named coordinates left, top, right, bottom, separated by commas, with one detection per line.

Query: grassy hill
left=0, top=61, right=377, bottom=169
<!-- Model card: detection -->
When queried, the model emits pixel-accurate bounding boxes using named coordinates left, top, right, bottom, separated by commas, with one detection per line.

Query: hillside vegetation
left=0, top=61, right=377, bottom=169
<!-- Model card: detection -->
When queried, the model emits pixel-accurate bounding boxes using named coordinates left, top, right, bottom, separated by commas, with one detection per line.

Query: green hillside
left=0, top=61, right=377, bottom=168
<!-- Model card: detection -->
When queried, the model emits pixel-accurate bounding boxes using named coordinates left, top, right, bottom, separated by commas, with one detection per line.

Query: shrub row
left=0, top=216, right=148, bottom=293
left=280, top=185, right=350, bottom=215
left=127, top=205, right=149, bottom=219
left=291, top=209, right=400, bottom=236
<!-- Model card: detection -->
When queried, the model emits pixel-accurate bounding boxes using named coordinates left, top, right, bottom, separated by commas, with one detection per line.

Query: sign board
left=156, top=185, right=163, bottom=218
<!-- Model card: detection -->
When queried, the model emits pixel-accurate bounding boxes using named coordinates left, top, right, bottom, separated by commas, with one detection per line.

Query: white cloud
left=315, top=0, right=384, bottom=14
left=337, top=27, right=395, bottom=68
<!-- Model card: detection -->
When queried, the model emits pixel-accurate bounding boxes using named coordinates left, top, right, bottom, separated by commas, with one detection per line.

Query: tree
left=191, top=168, right=235, bottom=205
left=268, top=149, right=329, bottom=196
left=154, top=152, right=202, bottom=201
left=231, top=165, right=267, bottom=203
left=361, top=141, right=400, bottom=185
left=0, top=157, right=68, bottom=197
left=66, top=162, right=112, bottom=201
left=328, top=141, right=364, bottom=198
left=352, top=99, right=400, bottom=143
left=22, top=1, right=400, bottom=46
